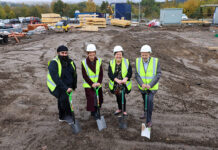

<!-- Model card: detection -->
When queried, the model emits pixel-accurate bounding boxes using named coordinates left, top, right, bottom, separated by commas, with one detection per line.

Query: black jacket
left=48, top=57, right=77, bottom=97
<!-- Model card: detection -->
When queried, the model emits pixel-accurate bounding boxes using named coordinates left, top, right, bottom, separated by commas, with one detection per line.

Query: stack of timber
left=78, top=15, right=106, bottom=31
left=86, top=18, right=106, bottom=28
left=78, top=15, right=98, bottom=26
left=111, top=19, right=131, bottom=27
left=41, top=13, right=62, bottom=26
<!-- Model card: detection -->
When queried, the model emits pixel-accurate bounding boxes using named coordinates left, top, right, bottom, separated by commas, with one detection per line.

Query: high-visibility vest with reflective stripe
left=136, top=57, right=159, bottom=91
left=82, top=58, right=102, bottom=88
left=47, top=56, right=75, bottom=92
left=109, top=58, right=132, bottom=91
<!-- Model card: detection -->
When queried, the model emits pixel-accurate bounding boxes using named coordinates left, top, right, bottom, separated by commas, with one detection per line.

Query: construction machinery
left=107, top=5, right=114, bottom=19
left=107, top=3, right=131, bottom=20
left=54, top=20, right=71, bottom=32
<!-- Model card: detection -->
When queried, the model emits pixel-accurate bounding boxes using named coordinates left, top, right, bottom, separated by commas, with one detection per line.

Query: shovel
left=118, top=86, right=127, bottom=129
left=66, top=92, right=81, bottom=134
left=94, top=87, right=107, bottom=131
left=141, top=91, right=151, bottom=139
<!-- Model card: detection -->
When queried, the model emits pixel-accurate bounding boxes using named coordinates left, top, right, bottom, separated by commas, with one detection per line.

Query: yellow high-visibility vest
left=82, top=58, right=102, bottom=88
left=108, top=58, right=132, bottom=91
left=136, top=57, right=159, bottom=91
left=47, top=56, right=75, bottom=92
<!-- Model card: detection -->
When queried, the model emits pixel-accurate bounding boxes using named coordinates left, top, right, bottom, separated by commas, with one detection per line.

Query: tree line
left=0, top=0, right=217, bottom=20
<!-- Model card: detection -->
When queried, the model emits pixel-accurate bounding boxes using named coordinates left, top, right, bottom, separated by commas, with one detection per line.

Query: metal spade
left=118, top=86, right=127, bottom=129
left=67, top=92, right=81, bottom=134
left=94, top=87, right=107, bottom=131
left=141, top=91, right=151, bottom=139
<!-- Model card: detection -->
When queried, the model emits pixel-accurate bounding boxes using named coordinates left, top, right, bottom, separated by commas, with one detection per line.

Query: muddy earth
left=0, top=26, right=218, bottom=150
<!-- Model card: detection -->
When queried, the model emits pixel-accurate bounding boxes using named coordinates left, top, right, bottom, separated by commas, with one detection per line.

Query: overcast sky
left=1, top=0, right=166, bottom=4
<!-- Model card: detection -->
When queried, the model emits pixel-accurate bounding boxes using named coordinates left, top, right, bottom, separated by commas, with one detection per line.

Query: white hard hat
left=140, top=45, right=152, bottom=53
left=113, top=45, right=124, bottom=54
left=86, top=44, right=96, bottom=52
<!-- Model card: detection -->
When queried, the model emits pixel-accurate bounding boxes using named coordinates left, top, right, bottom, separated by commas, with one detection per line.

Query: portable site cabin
left=213, top=7, right=218, bottom=24
left=160, top=8, right=183, bottom=25
left=200, top=4, right=218, bottom=25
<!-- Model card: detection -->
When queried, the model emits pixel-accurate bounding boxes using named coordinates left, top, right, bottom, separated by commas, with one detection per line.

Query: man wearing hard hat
left=81, top=44, right=104, bottom=119
left=47, top=45, right=77, bottom=122
left=135, top=45, right=161, bottom=127
left=108, top=45, right=132, bottom=116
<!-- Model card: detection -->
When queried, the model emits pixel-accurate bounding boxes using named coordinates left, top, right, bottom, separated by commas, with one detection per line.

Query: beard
left=58, top=55, right=69, bottom=61
left=58, top=55, right=69, bottom=67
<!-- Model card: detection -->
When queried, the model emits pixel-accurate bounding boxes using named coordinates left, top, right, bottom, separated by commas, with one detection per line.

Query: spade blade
left=118, top=116, right=127, bottom=129
left=70, top=119, right=81, bottom=134
left=141, top=123, right=151, bottom=139
left=96, top=116, right=107, bottom=131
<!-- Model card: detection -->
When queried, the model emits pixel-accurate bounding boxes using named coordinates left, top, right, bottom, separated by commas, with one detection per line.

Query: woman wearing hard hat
left=108, top=45, right=132, bottom=116
left=81, top=44, right=104, bottom=119
left=135, top=45, right=161, bottom=127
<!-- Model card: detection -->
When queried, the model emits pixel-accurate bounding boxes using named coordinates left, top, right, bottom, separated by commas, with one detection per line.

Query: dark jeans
left=116, top=93, right=126, bottom=112
left=142, top=91, right=154, bottom=123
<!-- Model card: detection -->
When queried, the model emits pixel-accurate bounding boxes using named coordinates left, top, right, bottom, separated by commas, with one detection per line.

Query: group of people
left=47, top=44, right=161, bottom=128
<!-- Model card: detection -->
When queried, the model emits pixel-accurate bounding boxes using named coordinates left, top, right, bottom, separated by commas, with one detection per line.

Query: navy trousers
left=57, top=91, right=72, bottom=120
left=142, top=91, right=154, bottom=124
left=50, top=88, right=72, bottom=120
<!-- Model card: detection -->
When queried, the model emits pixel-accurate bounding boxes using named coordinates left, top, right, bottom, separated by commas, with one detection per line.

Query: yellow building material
left=71, top=24, right=83, bottom=28
left=80, top=25, right=98, bottom=32
left=78, top=15, right=106, bottom=28
left=182, top=20, right=211, bottom=24
left=111, top=19, right=131, bottom=27
left=41, top=13, right=62, bottom=26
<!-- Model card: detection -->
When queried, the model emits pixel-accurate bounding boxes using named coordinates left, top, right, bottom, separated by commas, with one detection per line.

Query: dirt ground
left=0, top=25, right=218, bottom=150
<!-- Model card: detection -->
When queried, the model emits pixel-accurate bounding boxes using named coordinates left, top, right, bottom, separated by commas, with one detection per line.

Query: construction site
left=0, top=0, right=218, bottom=150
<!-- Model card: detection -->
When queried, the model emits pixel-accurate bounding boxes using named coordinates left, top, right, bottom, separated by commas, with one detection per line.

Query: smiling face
left=88, top=52, right=96, bottom=62
left=115, top=51, right=123, bottom=63
left=141, top=52, right=150, bottom=62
